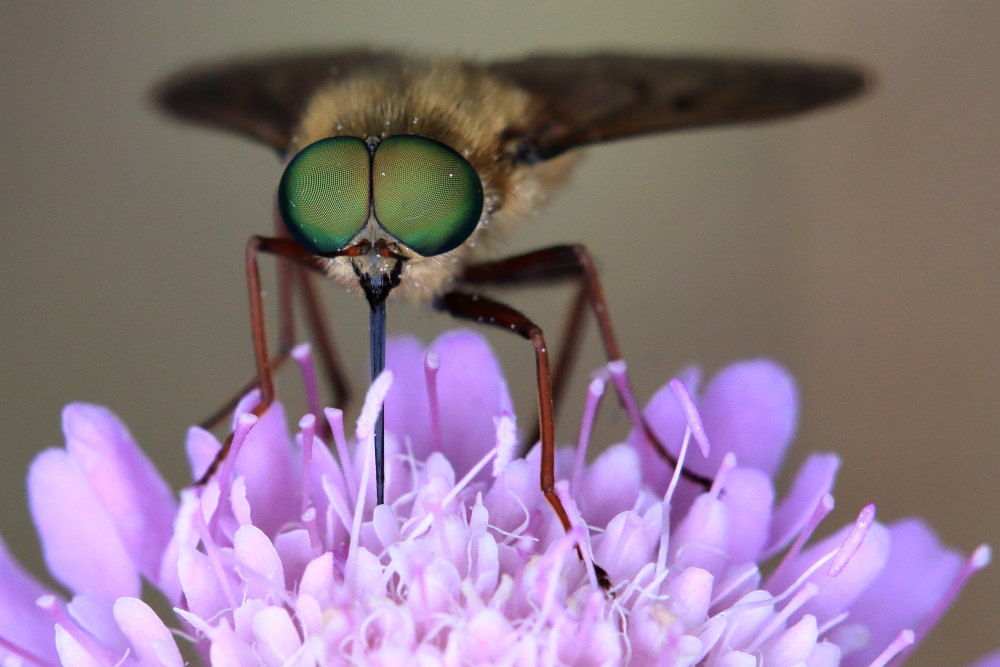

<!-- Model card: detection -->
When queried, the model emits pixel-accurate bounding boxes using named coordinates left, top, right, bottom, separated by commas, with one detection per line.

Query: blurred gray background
left=1, top=2, right=996, bottom=664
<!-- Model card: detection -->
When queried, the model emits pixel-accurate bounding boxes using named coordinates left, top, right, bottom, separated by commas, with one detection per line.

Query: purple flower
left=0, top=330, right=990, bottom=665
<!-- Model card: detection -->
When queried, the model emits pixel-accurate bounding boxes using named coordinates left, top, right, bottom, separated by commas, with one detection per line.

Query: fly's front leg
left=296, top=267, right=351, bottom=409
left=199, top=239, right=350, bottom=433
left=437, top=290, right=612, bottom=592
left=195, top=236, right=328, bottom=485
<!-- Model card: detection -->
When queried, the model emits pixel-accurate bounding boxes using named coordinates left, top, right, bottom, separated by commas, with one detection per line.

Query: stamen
left=710, top=562, right=761, bottom=607
left=493, top=412, right=517, bottom=477
left=868, top=629, right=914, bottom=667
left=324, top=407, right=354, bottom=498
left=746, top=583, right=819, bottom=652
left=191, top=499, right=239, bottom=609
left=532, top=528, right=584, bottom=627
left=492, top=488, right=533, bottom=546
left=292, top=343, right=321, bottom=426
left=572, top=376, right=606, bottom=492
left=321, top=474, right=353, bottom=537
left=345, top=428, right=373, bottom=586
left=424, top=351, right=442, bottom=452
left=768, top=550, right=837, bottom=607
left=762, top=505, right=875, bottom=609
left=299, top=413, right=316, bottom=518
left=766, top=494, right=835, bottom=587
left=668, top=378, right=710, bottom=458
left=816, top=610, right=849, bottom=637
left=406, top=440, right=500, bottom=541
left=37, top=594, right=116, bottom=664
left=901, top=544, right=992, bottom=661
left=297, top=414, right=324, bottom=555
left=301, top=506, right=322, bottom=556
left=663, top=429, right=693, bottom=511
left=0, top=628, right=56, bottom=666
left=710, top=452, right=737, bottom=499
left=828, top=504, right=876, bottom=576
left=607, top=360, right=646, bottom=430
left=555, top=480, right=600, bottom=592
left=657, top=427, right=692, bottom=576
left=216, top=413, right=258, bottom=500
left=357, top=370, right=393, bottom=441
left=621, top=561, right=669, bottom=607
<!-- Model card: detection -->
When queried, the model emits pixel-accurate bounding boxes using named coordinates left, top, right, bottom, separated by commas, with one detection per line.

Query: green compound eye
left=372, top=135, right=483, bottom=256
left=278, top=137, right=371, bottom=254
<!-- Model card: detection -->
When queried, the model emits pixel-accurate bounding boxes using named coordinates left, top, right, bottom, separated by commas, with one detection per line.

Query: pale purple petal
left=483, top=458, right=544, bottom=536
left=177, top=546, right=230, bottom=620
left=725, top=590, right=777, bottom=648
left=234, top=525, right=285, bottom=602
left=577, top=443, right=642, bottom=528
left=807, top=641, right=842, bottom=667
left=434, top=331, right=513, bottom=473
left=62, top=403, right=176, bottom=583
left=629, top=377, right=689, bottom=492
left=0, top=535, right=57, bottom=662
left=760, top=614, right=818, bottom=665
left=385, top=335, right=435, bottom=457
left=66, top=592, right=125, bottom=653
left=667, top=566, right=713, bottom=625
left=299, top=552, right=335, bottom=602
left=968, top=649, right=1000, bottom=667
left=294, top=593, right=324, bottom=638
left=769, top=521, right=890, bottom=625
left=470, top=530, right=500, bottom=598
left=630, top=361, right=796, bottom=490
left=209, top=623, right=258, bottom=667
left=53, top=625, right=103, bottom=667
left=387, top=330, right=511, bottom=479
left=185, top=426, right=220, bottom=482
left=767, top=453, right=840, bottom=555
left=842, top=519, right=964, bottom=666
left=251, top=606, right=302, bottom=664
left=230, top=401, right=298, bottom=537
left=28, top=449, right=139, bottom=598
left=595, top=509, right=658, bottom=582
left=273, top=529, right=313, bottom=591
left=698, top=359, right=798, bottom=478
left=715, top=651, right=756, bottom=666
left=670, top=493, right=729, bottom=576
left=719, top=467, right=774, bottom=563
left=113, top=597, right=183, bottom=666
left=454, top=608, right=516, bottom=663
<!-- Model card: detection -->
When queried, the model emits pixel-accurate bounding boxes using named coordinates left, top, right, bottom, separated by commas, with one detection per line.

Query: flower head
left=0, top=330, right=991, bottom=665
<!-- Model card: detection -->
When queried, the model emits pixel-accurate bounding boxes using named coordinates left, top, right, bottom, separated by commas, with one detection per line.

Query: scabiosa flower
left=0, top=330, right=991, bottom=665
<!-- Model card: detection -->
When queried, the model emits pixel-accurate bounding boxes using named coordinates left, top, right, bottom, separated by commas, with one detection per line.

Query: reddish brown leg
left=198, top=250, right=350, bottom=433
left=437, top=291, right=612, bottom=592
left=460, top=244, right=711, bottom=489
left=277, top=235, right=296, bottom=351
left=197, top=350, right=292, bottom=431
left=196, top=236, right=329, bottom=485
left=296, top=267, right=351, bottom=408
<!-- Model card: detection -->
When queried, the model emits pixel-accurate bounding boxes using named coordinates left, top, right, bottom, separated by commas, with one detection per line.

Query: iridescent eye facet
left=372, top=135, right=483, bottom=256
left=278, top=137, right=371, bottom=254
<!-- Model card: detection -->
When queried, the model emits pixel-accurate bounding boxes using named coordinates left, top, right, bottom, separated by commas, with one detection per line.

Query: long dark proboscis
left=369, top=296, right=387, bottom=505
